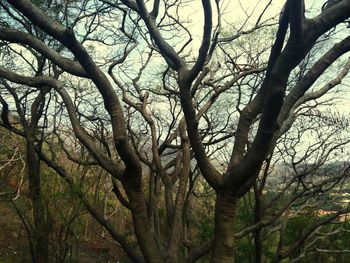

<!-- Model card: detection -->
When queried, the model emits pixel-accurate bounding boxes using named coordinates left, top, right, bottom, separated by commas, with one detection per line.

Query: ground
left=0, top=205, right=131, bottom=263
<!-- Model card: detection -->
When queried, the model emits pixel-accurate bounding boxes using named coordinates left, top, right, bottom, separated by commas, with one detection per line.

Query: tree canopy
left=1, top=0, right=350, bottom=262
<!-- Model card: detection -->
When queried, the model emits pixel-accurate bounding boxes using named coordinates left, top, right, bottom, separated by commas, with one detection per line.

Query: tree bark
left=123, top=177, right=164, bottom=263
left=166, top=130, right=190, bottom=263
left=26, top=133, right=49, bottom=263
left=210, top=193, right=237, bottom=263
left=253, top=183, right=263, bottom=263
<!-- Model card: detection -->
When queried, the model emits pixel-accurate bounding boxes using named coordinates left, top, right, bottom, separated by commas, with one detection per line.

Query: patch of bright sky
left=87, top=0, right=350, bottom=118
left=167, top=0, right=286, bottom=48
left=165, top=0, right=350, bottom=113
left=172, top=0, right=329, bottom=49
left=129, top=0, right=286, bottom=83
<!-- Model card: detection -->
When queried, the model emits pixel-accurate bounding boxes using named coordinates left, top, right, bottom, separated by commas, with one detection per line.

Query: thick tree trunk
left=210, top=193, right=237, bottom=263
left=123, top=178, right=164, bottom=263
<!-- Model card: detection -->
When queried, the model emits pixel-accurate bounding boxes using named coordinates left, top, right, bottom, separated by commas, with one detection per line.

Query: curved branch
left=186, top=0, right=212, bottom=84
left=279, top=35, right=350, bottom=132
left=287, top=0, right=304, bottom=40
left=310, top=0, right=350, bottom=37
left=132, top=0, right=186, bottom=69
left=6, top=0, right=142, bottom=176
left=0, top=67, right=122, bottom=177
left=0, top=26, right=87, bottom=77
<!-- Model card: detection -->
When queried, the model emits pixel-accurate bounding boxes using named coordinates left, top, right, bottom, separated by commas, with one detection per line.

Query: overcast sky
left=179, top=0, right=324, bottom=39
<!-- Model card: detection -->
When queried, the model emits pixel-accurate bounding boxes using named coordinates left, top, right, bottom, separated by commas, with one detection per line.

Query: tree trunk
left=166, top=134, right=190, bottom=263
left=123, top=178, right=164, bottom=262
left=253, top=183, right=263, bottom=263
left=26, top=134, right=49, bottom=263
left=254, top=228, right=263, bottom=263
left=210, top=192, right=237, bottom=263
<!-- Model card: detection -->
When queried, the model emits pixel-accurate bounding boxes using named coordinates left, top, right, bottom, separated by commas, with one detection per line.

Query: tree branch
left=0, top=26, right=87, bottom=77
left=186, top=0, right=212, bottom=84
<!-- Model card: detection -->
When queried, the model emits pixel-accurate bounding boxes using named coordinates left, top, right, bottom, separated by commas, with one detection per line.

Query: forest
left=1, top=0, right=350, bottom=262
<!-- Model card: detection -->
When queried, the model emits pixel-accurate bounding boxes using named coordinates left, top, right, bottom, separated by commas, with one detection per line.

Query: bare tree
left=1, top=0, right=350, bottom=262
